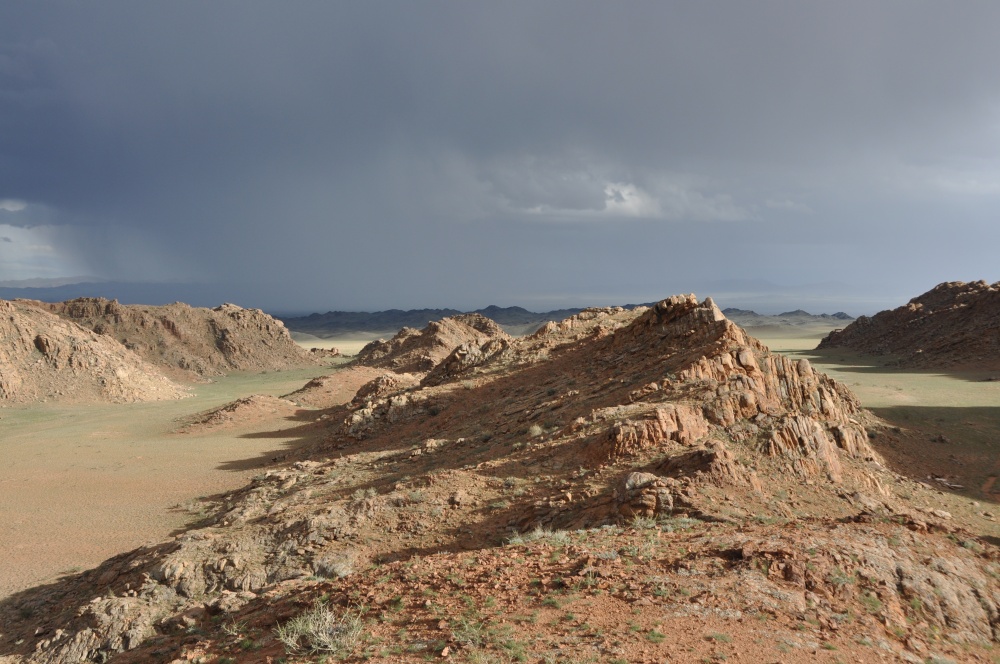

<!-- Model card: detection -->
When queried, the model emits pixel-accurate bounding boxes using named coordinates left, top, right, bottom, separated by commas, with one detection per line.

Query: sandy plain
left=0, top=364, right=338, bottom=600
left=290, top=331, right=386, bottom=357
left=2, top=321, right=998, bottom=604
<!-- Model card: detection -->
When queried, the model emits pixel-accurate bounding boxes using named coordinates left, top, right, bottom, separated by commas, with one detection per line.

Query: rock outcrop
left=280, top=366, right=387, bottom=409
left=0, top=300, right=186, bottom=404
left=602, top=405, right=711, bottom=459
left=818, top=280, right=1000, bottom=370
left=21, top=298, right=317, bottom=378
left=353, top=313, right=511, bottom=374
left=351, top=372, right=422, bottom=408
left=564, top=296, right=876, bottom=489
left=420, top=337, right=513, bottom=387
left=177, top=394, right=301, bottom=433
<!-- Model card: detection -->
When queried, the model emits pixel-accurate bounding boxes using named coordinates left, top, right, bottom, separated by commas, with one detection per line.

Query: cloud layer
left=1, top=3, right=999, bottom=312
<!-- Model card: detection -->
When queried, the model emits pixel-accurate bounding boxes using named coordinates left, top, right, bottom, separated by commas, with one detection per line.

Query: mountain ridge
left=818, top=280, right=1000, bottom=370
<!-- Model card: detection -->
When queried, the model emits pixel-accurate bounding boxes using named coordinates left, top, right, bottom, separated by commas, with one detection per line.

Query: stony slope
left=1, top=296, right=997, bottom=664
left=818, top=280, right=1000, bottom=370
left=21, top=298, right=318, bottom=378
left=0, top=300, right=186, bottom=404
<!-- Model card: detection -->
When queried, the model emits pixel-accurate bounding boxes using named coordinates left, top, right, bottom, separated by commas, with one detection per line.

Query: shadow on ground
left=797, top=346, right=1000, bottom=383
left=867, top=404, right=1000, bottom=505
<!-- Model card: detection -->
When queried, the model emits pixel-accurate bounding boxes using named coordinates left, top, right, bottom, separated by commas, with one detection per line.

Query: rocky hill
left=20, top=298, right=319, bottom=379
left=1, top=296, right=996, bottom=663
left=353, top=313, right=511, bottom=373
left=818, top=280, right=1000, bottom=370
left=0, top=300, right=186, bottom=404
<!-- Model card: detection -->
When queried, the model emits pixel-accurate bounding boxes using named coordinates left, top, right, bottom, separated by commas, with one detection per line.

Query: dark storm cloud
left=1, top=2, right=999, bottom=311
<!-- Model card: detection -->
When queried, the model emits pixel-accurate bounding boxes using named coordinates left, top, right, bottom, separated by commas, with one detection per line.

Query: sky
left=2, top=2, right=999, bottom=315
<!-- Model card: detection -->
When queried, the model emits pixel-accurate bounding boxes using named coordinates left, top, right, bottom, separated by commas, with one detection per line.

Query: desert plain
left=0, top=364, right=342, bottom=599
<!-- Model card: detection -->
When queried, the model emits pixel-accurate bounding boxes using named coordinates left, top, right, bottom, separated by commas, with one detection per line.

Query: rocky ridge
left=818, top=280, right=1000, bottom=370
left=353, top=313, right=511, bottom=374
left=176, top=395, right=301, bottom=434
left=21, top=298, right=318, bottom=379
left=0, top=300, right=187, bottom=404
left=1, top=296, right=997, bottom=663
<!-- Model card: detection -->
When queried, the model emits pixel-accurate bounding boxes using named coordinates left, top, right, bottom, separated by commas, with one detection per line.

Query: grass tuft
left=274, top=600, right=364, bottom=656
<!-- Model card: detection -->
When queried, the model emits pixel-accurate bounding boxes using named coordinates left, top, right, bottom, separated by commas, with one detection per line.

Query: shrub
left=274, top=601, right=364, bottom=656
left=523, top=526, right=570, bottom=545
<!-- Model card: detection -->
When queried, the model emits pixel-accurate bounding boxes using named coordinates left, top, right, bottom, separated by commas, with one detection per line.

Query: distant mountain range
left=0, top=281, right=228, bottom=308
left=278, top=304, right=854, bottom=338
left=722, top=307, right=853, bottom=327
left=0, top=280, right=854, bottom=337
left=278, top=305, right=587, bottom=337
left=0, top=276, right=108, bottom=289
left=723, top=307, right=853, bottom=319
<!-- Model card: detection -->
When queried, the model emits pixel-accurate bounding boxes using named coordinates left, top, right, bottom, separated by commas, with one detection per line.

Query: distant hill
left=279, top=305, right=584, bottom=337
left=722, top=307, right=854, bottom=327
left=1, top=280, right=854, bottom=339
left=818, top=280, right=1000, bottom=370
left=20, top=298, right=319, bottom=379
left=0, top=300, right=186, bottom=404
left=282, top=304, right=855, bottom=339
left=777, top=309, right=852, bottom=320
left=0, top=276, right=106, bottom=289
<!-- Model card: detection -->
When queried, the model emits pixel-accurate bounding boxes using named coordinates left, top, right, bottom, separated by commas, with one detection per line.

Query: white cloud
left=516, top=174, right=751, bottom=222
left=471, top=152, right=754, bottom=223
left=603, top=182, right=662, bottom=217
left=524, top=180, right=666, bottom=219
left=0, top=199, right=27, bottom=212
